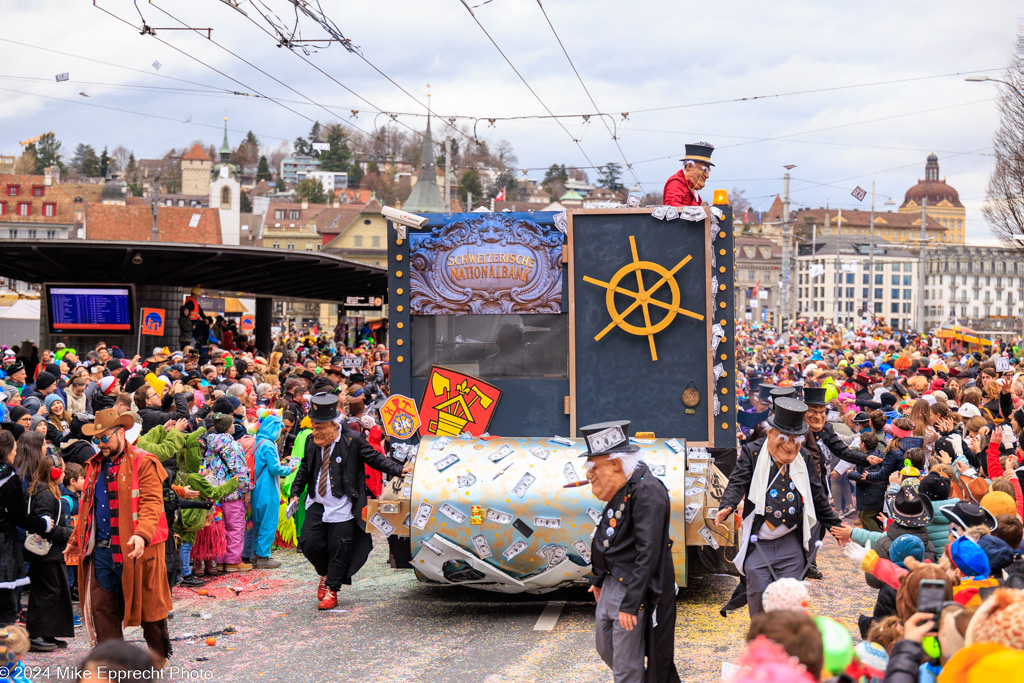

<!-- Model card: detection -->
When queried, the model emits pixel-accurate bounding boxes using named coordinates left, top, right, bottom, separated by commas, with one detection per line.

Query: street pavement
left=34, top=531, right=874, bottom=682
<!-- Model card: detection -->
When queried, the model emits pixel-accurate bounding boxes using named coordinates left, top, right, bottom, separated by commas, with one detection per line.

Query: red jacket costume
left=663, top=170, right=701, bottom=207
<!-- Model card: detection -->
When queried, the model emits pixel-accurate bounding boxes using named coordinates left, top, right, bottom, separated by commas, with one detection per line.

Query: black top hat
left=747, top=376, right=764, bottom=392
left=309, top=392, right=340, bottom=423
left=770, top=387, right=796, bottom=405
left=885, top=487, right=934, bottom=528
left=803, top=386, right=827, bottom=405
left=680, top=141, right=715, bottom=167
left=579, top=420, right=640, bottom=457
left=758, top=383, right=778, bottom=402
left=766, top=398, right=809, bottom=436
left=944, top=501, right=997, bottom=531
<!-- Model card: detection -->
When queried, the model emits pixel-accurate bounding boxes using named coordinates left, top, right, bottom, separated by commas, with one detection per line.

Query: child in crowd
left=847, top=432, right=886, bottom=532
left=60, top=462, right=84, bottom=609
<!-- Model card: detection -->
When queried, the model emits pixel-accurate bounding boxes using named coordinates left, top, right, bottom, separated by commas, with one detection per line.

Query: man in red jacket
left=663, top=142, right=715, bottom=207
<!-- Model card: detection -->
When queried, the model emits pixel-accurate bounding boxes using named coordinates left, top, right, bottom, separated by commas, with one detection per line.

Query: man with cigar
left=716, top=398, right=843, bottom=615
left=289, top=393, right=411, bottom=610
left=663, top=142, right=714, bottom=207
left=582, top=419, right=679, bottom=683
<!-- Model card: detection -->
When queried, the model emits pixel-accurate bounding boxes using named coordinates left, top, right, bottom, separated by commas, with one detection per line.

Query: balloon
left=814, top=616, right=854, bottom=675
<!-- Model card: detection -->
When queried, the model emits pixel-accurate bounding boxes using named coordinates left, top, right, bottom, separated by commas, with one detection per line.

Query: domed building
left=897, top=153, right=965, bottom=243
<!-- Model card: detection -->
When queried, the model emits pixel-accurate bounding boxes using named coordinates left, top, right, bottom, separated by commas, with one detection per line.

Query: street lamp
left=965, top=76, right=1017, bottom=88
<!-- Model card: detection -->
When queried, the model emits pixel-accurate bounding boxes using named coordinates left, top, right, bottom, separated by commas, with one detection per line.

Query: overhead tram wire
left=141, top=2, right=381, bottom=141
left=243, top=0, right=475, bottom=145
left=92, top=1, right=324, bottom=128
left=0, top=73, right=265, bottom=99
left=457, top=0, right=599, bottom=172
left=534, top=0, right=644, bottom=192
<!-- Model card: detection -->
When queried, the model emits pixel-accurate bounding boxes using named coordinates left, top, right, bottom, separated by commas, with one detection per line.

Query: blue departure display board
left=46, top=285, right=134, bottom=334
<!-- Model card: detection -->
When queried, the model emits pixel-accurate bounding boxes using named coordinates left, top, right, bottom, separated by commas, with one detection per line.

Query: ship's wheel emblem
left=583, top=236, right=704, bottom=361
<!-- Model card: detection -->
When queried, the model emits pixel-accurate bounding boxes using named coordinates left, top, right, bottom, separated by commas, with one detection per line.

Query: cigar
left=563, top=480, right=591, bottom=488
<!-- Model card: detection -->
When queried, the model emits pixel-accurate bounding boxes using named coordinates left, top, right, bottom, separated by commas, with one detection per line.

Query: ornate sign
left=419, top=366, right=502, bottom=437
left=409, top=214, right=563, bottom=315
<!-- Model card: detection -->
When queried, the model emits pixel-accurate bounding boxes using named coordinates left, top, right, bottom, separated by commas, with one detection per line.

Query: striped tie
left=318, top=444, right=332, bottom=498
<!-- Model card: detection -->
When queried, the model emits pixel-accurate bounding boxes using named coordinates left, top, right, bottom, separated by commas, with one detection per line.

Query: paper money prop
left=502, top=540, right=528, bottom=560
left=529, top=445, right=551, bottom=461
left=572, top=540, right=592, bottom=563
left=488, top=444, right=514, bottom=462
left=433, top=453, right=460, bottom=472
left=471, top=534, right=493, bottom=559
left=412, top=502, right=433, bottom=530
left=438, top=503, right=467, bottom=523
left=536, top=544, right=568, bottom=566
left=485, top=508, right=513, bottom=525
left=457, top=472, right=477, bottom=488
left=512, top=472, right=536, bottom=498
left=419, top=366, right=502, bottom=438
left=533, top=516, right=561, bottom=529
left=369, top=513, right=396, bottom=537
left=586, top=508, right=603, bottom=524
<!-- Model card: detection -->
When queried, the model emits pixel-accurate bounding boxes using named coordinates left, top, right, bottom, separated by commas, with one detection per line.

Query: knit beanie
left=34, top=371, right=56, bottom=391
left=44, top=394, right=64, bottom=410
left=98, top=376, right=117, bottom=395
left=980, top=491, right=1017, bottom=519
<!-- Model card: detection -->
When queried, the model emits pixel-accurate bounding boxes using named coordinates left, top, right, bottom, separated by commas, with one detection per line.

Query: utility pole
left=443, top=135, right=452, bottom=212
left=781, top=165, right=796, bottom=336
left=916, top=197, right=927, bottom=333
left=867, top=181, right=875, bottom=322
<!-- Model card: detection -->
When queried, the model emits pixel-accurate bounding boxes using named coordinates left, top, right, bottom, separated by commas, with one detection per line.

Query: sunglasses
left=92, top=428, right=122, bottom=445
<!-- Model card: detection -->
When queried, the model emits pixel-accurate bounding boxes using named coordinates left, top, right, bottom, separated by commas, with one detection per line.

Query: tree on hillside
left=109, top=145, right=131, bottom=173
left=71, top=143, right=100, bottom=177
left=318, top=124, right=352, bottom=172
left=362, top=169, right=396, bottom=206
left=293, top=178, right=328, bottom=204
left=234, top=131, right=260, bottom=171
left=27, top=133, right=65, bottom=174
left=161, top=150, right=182, bottom=194
left=240, top=191, right=253, bottom=214
left=541, top=163, right=569, bottom=199
left=348, top=162, right=364, bottom=190
left=100, top=147, right=111, bottom=178
left=459, top=168, right=483, bottom=206
left=493, top=140, right=518, bottom=170
left=494, top=169, right=521, bottom=200
left=568, top=167, right=589, bottom=183
left=983, top=59, right=1024, bottom=251
left=597, top=162, right=623, bottom=191
left=256, top=155, right=272, bottom=182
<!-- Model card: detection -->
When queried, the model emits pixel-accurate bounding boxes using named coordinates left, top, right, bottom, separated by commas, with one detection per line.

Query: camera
left=380, top=206, right=428, bottom=230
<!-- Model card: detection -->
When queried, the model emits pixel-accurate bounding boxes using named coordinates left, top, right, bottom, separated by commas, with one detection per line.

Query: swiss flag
left=495, top=188, right=506, bottom=201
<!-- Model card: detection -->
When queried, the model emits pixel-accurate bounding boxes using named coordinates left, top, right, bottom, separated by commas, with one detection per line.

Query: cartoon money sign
left=419, top=366, right=502, bottom=437
left=379, top=394, right=421, bottom=440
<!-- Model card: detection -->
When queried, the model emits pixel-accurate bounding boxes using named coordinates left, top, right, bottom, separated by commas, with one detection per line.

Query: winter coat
left=884, top=639, right=925, bottom=683
left=67, top=442, right=173, bottom=632
left=202, top=432, right=251, bottom=503
left=926, top=497, right=959, bottom=558
left=847, top=450, right=887, bottom=511
left=863, top=436, right=924, bottom=483
left=27, top=487, right=73, bottom=562
left=138, top=393, right=189, bottom=435
left=88, top=388, right=116, bottom=414
left=60, top=439, right=96, bottom=468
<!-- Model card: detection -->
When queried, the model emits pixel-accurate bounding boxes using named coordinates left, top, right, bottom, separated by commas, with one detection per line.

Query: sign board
left=239, top=314, right=254, bottom=332
left=141, top=308, right=165, bottom=336
left=419, top=366, right=502, bottom=437
left=408, top=214, right=563, bottom=315
left=340, top=295, right=384, bottom=311
left=379, top=394, right=421, bottom=440
left=197, top=296, right=225, bottom=312
left=995, top=357, right=1011, bottom=373
left=342, top=357, right=364, bottom=369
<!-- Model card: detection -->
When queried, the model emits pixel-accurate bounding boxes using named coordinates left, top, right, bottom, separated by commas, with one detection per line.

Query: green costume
left=281, top=428, right=312, bottom=535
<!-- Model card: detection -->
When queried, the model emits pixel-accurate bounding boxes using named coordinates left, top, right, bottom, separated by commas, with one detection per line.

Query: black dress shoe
left=179, top=574, right=205, bottom=587
left=29, top=637, right=57, bottom=652
left=50, top=638, right=68, bottom=649
left=804, top=565, right=824, bottom=580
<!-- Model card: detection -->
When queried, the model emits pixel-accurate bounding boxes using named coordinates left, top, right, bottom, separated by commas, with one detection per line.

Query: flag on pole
left=495, top=188, right=506, bottom=201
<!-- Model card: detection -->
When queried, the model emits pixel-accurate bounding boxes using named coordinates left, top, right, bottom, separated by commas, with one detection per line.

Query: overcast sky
left=2, top=0, right=1020, bottom=239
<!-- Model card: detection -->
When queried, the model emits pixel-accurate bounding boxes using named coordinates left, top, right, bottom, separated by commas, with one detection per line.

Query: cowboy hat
left=81, top=408, right=135, bottom=436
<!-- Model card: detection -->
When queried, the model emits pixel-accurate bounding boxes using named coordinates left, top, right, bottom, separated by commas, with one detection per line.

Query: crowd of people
left=0, top=331, right=393, bottom=678
left=718, top=320, right=1024, bottom=682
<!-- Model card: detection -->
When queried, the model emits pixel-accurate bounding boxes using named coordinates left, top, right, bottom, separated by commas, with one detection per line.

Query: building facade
left=735, top=236, right=781, bottom=325
left=304, top=170, right=348, bottom=194
left=180, top=144, right=212, bottom=196
left=899, top=153, right=966, bottom=244
left=795, top=237, right=919, bottom=330
left=280, top=155, right=321, bottom=184
left=922, top=244, right=1024, bottom=336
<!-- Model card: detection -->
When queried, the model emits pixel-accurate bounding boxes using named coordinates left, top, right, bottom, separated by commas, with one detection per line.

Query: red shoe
left=318, top=589, right=338, bottom=610
left=317, top=576, right=327, bottom=601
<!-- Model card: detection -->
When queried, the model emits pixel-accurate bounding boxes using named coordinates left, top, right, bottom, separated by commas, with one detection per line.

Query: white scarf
left=733, top=438, right=817, bottom=574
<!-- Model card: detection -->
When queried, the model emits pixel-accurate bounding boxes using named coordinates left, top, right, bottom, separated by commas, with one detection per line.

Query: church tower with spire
left=401, top=90, right=445, bottom=213
left=210, top=116, right=241, bottom=245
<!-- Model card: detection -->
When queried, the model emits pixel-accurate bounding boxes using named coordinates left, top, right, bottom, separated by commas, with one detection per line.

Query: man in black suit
left=715, top=398, right=843, bottom=615
left=289, top=393, right=410, bottom=610
left=582, top=420, right=680, bottom=683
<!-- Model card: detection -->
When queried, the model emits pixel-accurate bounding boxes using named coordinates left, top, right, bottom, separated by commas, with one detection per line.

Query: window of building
left=289, top=210, right=300, bottom=220
left=286, top=243, right=295, bottom=250
left=46, top=230, right=58, bottom=239
left=846, top=287, right=854, bottom=298
left=891, top=275, right=899, bottom=285
left=984, top=291, right=991, bottom=303
left=862, top=274, right=869, bottom=285
left=42, top=202, right=56, bottom=217
left=274, top=210, right=284, bottom=220
left=874, top=288, right=882, bottom=300
left=877, top=263, right=884, bottom=271
left=846, top=273, right=853, bottom=284
left=862, top=288, right=869, bottom=299
left=371, top=235, right=381, bottom=248
left=0, top=201, right=5, bottom=215
left=997, top=277, right=1002, bottom=287
left=353, top=235, right=364, bottom=247
left=220, top=186, right=231, bottom=210
left=26, top=229, right=37, bottom=238
left=903, top=303, right=912, bottom=314
left=903, top=275, right=911, bottom=286
left=892, top=289, right=900, bottom=299
left=874, top=302, right=883, bottom=313
left=17, top=202, right=30, bottom=216
left=996, top=290, right=1002, bottom=301
left=903, top=289, right=911, bottom=299
left=31, top=186, right=44, bottom=197
left=9, top=229, right=17, bottom=239
left=875, top=274, right=883, bottom=285
left=972, top=307, right=978, bottom=319
left=891, top=303, right=899, bottom=313
left=6, top=185, right=19, bottom=196
left=271, top=243, right=280, bottom=248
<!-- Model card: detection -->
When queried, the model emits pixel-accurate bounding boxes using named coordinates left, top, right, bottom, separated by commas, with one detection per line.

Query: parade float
left=367, top=201, right=738, bottom=593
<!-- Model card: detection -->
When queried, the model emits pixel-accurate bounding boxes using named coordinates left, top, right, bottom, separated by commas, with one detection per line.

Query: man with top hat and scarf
left=289, top=393, right=412, bottom=610
left=715, top=398, right=843, bottom=616
left=662, top=142, right=714, bottom=207
left=581, top=419, right=679, bottom=683
left=800, top=386, right=882, bottom=577
left=63, top=408, right=174, bottom=668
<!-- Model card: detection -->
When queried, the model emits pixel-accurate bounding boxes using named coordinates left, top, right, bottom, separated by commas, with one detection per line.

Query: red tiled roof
left=85, top=204, right=221, bottom=243
left=0, top=175, right=77, bottom=224
left=336, top=188, right=372, bottom=204
left=793, top=207, right=945, bottom=231
left=182, top=144, right=211, bottom=162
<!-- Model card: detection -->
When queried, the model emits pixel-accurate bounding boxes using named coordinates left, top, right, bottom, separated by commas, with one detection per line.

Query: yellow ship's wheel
left=583, top=236, right=704, bottom=361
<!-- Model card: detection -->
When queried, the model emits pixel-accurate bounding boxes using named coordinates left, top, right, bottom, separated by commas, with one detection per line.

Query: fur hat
left=762, top=578, right=811, bottom=613
left=966, top=588, right=1024, bottom=649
